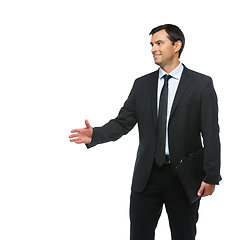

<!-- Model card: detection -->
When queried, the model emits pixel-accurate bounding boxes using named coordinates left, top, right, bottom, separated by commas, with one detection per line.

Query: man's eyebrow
left=150, top=40, right=164, bottom=45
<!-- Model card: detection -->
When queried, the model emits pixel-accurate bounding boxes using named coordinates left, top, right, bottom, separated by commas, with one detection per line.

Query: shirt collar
left=158, top=62, right=184, bottom=81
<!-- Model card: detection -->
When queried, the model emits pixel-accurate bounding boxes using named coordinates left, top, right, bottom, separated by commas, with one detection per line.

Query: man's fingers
left=70, top=139, right=84, bottom=144
left=69, top=134, right=84, bottom=143
left=69, top=133, right=79, bottom=139
left=71, top=139, right=84, bottom=143
left=75, top=140, right=85, bottom=144
left=71, top=129, right=80, bottom=133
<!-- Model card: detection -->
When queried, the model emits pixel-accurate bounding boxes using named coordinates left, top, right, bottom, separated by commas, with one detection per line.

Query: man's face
left=150, top=30, right=179, bottom=68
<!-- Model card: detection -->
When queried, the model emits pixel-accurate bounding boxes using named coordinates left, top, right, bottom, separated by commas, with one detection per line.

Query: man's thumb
left=198, top=182, right=204, bottom=196
left=85, top=119, right=91, bottom=129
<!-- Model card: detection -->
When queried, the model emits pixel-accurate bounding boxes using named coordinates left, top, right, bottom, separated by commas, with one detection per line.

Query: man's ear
left=174, top=40, right=182, bottom=55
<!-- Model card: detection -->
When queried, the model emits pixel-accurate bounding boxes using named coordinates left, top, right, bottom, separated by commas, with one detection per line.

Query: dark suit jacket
left=87, top=65, right=221, bottom=193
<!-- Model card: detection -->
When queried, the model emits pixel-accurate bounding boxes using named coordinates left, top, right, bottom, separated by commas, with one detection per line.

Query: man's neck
left=160, top=59, right=180, bottom=74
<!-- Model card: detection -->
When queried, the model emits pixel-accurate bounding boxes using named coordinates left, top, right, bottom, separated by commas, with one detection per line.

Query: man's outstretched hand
left=69, top=119, right=93, bottom=144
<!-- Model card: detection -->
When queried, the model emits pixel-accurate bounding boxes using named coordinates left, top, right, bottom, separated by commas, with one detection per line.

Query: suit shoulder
left=134, top=69, right=159, bottom=84
left=186, top=68, right=212, bottom=81
left=184, top=67, right=214, bottom=88
left=137, top=69, right=159, bottom=79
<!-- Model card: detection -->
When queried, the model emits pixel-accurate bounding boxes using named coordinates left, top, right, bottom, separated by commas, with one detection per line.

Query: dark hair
left=149, top=24, right=185, bottom=58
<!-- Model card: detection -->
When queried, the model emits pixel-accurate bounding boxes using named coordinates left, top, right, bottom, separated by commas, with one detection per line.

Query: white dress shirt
left=157, top=62, right=184, bottom=155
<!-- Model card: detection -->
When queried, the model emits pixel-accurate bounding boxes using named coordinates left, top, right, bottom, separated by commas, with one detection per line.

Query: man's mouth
left=153, top=53, right=161, bottom=59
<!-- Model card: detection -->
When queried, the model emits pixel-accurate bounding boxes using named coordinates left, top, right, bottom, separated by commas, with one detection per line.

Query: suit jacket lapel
left=149, top=69, right=159, bottom=130
left=170, top=66, right=191, bottom=119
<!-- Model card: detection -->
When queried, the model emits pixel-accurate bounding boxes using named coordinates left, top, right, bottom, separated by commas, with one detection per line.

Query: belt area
left=165, top=155, right=171, bottom=164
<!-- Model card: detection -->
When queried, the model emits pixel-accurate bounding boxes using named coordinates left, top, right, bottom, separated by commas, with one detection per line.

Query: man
left=69, top=24, right=221, bottom=240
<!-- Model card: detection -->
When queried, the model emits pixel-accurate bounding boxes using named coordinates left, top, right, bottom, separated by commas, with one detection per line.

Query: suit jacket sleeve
left=201, top=77, right=221, bottom=184
left=86, top=81, right=137, bottom=149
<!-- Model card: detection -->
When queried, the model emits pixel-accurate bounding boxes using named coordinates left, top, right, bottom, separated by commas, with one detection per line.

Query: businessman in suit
left=69, top=24, right=221, bottom=240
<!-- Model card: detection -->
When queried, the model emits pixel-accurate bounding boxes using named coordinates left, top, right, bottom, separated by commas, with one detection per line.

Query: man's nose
left=151, top=44, right=157, bottom=53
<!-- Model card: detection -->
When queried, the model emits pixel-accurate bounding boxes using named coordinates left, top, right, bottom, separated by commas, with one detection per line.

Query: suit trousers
left=130, top=161, right=200, bottom=240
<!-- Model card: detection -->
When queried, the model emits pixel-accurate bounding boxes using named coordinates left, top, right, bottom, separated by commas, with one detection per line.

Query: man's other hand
left=198, top=181, right=215, bottom=197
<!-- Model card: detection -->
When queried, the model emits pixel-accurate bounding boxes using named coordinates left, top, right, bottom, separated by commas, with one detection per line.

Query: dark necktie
left=155, top=74, right=172, bottom=167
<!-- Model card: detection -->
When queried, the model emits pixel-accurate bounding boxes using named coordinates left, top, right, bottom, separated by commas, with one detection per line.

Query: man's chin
left=154, top=60, right=161, bottom=66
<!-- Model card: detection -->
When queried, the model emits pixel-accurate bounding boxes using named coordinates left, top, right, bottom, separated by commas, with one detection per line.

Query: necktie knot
left=163, top=74, right=172, bottom=82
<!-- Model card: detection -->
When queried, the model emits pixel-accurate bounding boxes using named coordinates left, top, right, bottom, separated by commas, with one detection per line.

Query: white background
left=0, top=0, right=239, bottom=239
